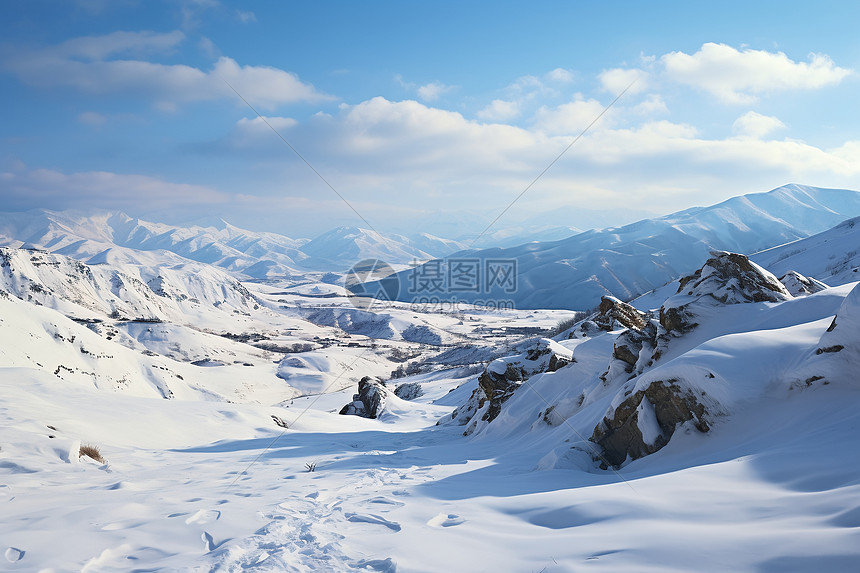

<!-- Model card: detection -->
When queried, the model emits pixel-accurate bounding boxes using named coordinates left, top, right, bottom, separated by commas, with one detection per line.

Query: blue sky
left=2, top=0, right=859, bottom=237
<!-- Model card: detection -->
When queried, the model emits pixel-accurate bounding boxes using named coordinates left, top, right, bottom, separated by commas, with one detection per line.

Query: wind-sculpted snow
left=753, top=215, right=860, bottom=287
left=449, top=249, right=857, bottom=471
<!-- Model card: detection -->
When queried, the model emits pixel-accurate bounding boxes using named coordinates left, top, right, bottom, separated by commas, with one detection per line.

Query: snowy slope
left=752, top=215, right=860, bottom=286
left=3, top=194, right=860, bottom=571
left=385, top=184, right=860, bottom=310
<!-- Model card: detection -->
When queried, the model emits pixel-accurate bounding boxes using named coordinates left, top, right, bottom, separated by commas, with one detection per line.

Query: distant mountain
left=376, top=184, right=860, bottom=310
left=298, top=226, right=466, bottom=269
left=0, top=211, right=467, bottom=278
left=752, top=215, right=860, bottom=286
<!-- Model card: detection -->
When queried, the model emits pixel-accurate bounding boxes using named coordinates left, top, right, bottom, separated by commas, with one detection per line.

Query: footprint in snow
left=5, top=547, right=25, bottom=562
left=345, top=513, right=402, bottom=532
left=186, top=509, right=221, bottom=525
left=427, top=513, right=465, bottom=528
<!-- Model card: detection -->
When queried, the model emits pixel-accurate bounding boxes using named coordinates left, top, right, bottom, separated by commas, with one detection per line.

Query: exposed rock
left=339, top=376, right=387, bottom=419
left=546, top=353, right=571, bottom=372
left=393, top=382, right=423, bottom=401
left=591, top=379, right=710, bottom=468
left=673, top=251, right=791, bottom=305
left=779, top=270, right=828, bottom=297
left=594, top=296, right=648, bottom=331
left=477, top=367, right=522, bottom=423
left=613, top=319, right=658, bottom=372
left=654, top=252, right=792, bottom=359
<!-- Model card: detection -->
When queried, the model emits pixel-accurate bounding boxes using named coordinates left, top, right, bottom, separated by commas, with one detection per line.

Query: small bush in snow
left=79, top=444, right=105, bottom=464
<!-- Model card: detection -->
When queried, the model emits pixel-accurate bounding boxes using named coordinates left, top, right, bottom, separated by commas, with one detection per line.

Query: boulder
left=477, top=366, right=522, bottom=423
left=591, top=379, right=710, bottom=468
left=779, top=270, right=828, bottom=297
left=393, top=382, right=423, bottom=401
left=654, top=252, right=792, bottom=359
left=339, top=376, right=387, bottom=419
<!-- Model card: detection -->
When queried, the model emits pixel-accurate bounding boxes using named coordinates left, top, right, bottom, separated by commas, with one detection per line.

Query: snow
left=2, top=200, right=860, bottom=571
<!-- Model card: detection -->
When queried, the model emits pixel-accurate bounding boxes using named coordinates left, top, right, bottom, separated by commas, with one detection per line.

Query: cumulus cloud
left=477, top=99, right=521, bottom=122
left=416, top=81, right=454, bottom=102
left=598, top=68, right=648, bottom=94
left=545, top=68, right=574, bottom=83
left=2, top=31, right=331, bottom=110
left=661, top=43, right=851, bottom=104
left=532, top=98, right=611, bottom=135
left=732, top=111, right=786, bottom=138
left=210, top=92, right=860, bottom=230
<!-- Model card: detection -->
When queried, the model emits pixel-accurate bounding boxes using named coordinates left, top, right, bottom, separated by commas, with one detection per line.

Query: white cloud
left=0, top=169, right=228, bottom=212
left=3, top=31, right=331, bottom=110
left=214, top=94, right=860, bottom=230
left=732, top=111, right=786, bottom=138
left=532, top=98, right=610, bottom=135
left=629, top=94, right=668, bottom=116
left=416, top=81, right=454, bottom=102
left=545, top=68, right=574, bottom=83
left=661, top=43, right=852, bottom=104
left=477, top=99, right=520, bottom=122
left=598, top=68, right=648, bottom=94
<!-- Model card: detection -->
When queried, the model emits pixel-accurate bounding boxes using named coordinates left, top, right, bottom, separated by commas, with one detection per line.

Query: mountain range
left=379, top=184, right=860, bottom=310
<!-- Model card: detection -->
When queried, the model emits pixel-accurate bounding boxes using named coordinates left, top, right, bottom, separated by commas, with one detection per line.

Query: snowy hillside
left=2, top=242, right=859, bottom=571
left=384, top=184, right=860, bottom=310
left=3, top=185, right=860, bottom=571
left=752, top=215, right=860, bottom=286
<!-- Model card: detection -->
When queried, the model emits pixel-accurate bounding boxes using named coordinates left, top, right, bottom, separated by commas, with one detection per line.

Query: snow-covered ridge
left=449, top=249, right=857, bottom=472
left=386, top=184, right=860, bottom=309
left=0, top=210, right=467, bottom=277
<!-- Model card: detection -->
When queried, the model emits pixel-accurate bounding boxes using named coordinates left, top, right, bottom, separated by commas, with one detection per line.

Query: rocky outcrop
left=779, top=271, right=828, bottom=297
left=673, top=251, right=791, bottom=305
left=591, top=379, right=710, bottom=468
left=477, top=366, right=522, bottom=423
left=339, top=376, right=387, bottom=419
left=595, top=296, right=648, bottom=331
left=654, top=252, right=792, bottom=359
left=393, top=382, right=423, bottom=401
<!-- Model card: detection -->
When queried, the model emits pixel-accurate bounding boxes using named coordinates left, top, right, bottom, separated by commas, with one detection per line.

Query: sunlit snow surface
left=2, top=207, right=860, bottom=570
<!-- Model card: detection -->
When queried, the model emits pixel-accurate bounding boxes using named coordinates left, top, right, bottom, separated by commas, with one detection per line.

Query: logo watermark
left=345, top=257, right=518, bottom=311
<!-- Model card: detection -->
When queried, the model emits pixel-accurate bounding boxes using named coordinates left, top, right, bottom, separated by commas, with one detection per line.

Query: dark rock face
left=477, top=367, right=522, bottom=423
left=547, top=353, right=571, bottom=372
left=393, top=382, right=423, bottom=401
left=591, top=379, right=710, bottom=468
left=339, top=376, right=387, bottom=419
left=594, top=296, right=648, bottom=331
left=654, top=252, right=792, bottom=360
left=673, top=251, right=791, bottom=305
left=612, top=320, right=658, bottom=372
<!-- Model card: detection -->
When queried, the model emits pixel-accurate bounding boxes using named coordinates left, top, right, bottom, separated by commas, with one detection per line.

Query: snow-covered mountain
left=297, top=226, right=465, bottom=269
left=384, top=184, right=860, bottom=310
left=0, top=210, right=468, bottom=277
left=3, top=199, right=860, bottom=570
left=752, top=215, right=860, bottom=286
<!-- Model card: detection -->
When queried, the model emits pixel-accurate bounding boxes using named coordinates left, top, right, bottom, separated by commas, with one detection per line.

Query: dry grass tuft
left=79, top=444, right=106, bottom=464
